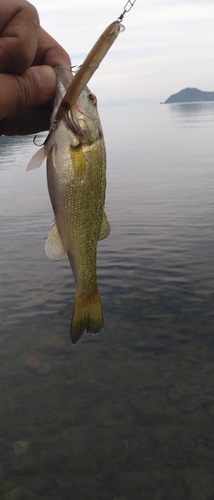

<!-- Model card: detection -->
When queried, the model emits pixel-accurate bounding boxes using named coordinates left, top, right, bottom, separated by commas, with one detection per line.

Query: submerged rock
left=13, top=440, right=30, bottom=454
left=184, top=467, right=214, bottom=499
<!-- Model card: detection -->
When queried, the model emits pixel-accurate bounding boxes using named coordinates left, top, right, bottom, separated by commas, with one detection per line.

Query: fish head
left=52, top=66, right=103, bottom=146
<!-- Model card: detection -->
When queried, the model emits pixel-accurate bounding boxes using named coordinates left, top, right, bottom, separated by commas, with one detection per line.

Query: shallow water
left=1, top=103, right=214, bottom=499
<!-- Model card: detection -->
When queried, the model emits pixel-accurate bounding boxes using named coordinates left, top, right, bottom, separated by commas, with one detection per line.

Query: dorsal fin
left=99, top=211, right=110, bottom=240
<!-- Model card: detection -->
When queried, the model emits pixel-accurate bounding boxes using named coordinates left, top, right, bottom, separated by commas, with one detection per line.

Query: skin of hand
left=0, top=0, right=71, bottom=135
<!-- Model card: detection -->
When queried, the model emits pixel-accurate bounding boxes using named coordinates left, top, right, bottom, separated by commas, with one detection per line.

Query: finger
left=33, top=27, right=71, bottom=68
left=0, top=0, right=40, bottom=74
left=0, top=65, right=56, bottom=121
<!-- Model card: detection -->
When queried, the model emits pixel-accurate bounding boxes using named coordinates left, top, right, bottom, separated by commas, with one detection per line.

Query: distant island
left=163, top=88, right=214, bottom=104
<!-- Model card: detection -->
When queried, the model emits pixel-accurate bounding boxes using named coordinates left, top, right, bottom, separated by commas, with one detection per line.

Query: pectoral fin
left=45, top=220, right=67, bottom=260
left=99, top=211, right=110, bottom=241
left=26, top=146, right=47, bottom=171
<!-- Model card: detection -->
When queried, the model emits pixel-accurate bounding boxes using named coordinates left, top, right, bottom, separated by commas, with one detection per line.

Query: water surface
left=0, top=103, right=214, bottom=500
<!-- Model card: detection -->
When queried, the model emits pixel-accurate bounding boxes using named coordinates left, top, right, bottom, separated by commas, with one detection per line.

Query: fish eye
left=88, top=93, right=97, bottom=105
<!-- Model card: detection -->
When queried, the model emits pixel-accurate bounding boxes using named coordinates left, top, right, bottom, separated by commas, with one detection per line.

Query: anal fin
left=45, top=220, right=67, bottom=260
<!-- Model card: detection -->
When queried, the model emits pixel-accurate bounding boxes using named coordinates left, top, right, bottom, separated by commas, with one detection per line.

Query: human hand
left=0, top=0, right=71, bottom=135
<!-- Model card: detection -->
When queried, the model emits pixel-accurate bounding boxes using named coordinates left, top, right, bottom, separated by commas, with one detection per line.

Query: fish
left=27, top=66, right=110, bottom=344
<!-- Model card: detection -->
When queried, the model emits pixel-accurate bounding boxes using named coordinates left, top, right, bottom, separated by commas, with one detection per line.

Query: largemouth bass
left=27, top=66, right=110, bottom=344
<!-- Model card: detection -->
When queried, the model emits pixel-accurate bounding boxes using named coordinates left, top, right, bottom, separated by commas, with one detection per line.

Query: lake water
left=1, top=102, right=214, bottom=500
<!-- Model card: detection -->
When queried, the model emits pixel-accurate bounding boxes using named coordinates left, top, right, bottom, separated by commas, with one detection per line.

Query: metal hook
left=33, top=135, right=46, bottom=147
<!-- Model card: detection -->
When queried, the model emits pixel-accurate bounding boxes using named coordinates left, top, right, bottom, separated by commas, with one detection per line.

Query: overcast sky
left=31, top=0, right=214, bottom=104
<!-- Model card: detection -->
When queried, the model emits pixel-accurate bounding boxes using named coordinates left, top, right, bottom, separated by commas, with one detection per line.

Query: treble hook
left=33, top=135, right=45, bottom=147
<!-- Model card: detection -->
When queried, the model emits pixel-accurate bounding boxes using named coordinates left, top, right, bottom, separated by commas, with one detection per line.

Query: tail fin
left=70, top=288, right=104, bottom=345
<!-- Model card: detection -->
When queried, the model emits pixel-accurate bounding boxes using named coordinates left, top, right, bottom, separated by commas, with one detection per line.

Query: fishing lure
left=55, top=0, right=137, bottom=121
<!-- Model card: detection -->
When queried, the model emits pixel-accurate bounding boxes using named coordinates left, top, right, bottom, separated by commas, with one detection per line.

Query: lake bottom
left=1, top=305, right=214, bottom=500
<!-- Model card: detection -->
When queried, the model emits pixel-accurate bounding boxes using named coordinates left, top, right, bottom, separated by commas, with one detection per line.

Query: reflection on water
left=167, top=101, right=214, bottom=115
left=166, top=101, right=214, bottom=128
left=0, top=104, right=214, bottom=499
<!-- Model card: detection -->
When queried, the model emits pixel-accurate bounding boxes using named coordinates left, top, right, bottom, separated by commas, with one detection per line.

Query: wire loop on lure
left=118, top=0, right=137, bottom=22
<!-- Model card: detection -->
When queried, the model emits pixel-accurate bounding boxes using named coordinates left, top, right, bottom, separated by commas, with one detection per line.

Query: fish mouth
left=65, top=105, right=103, bottom=145
left=54, top=66, right=103, bottom=144
left=65, top=109, right=89, bottom=144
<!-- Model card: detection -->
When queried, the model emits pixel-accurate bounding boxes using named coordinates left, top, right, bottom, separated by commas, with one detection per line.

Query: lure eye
left=88, top=93, right=97, bottom=105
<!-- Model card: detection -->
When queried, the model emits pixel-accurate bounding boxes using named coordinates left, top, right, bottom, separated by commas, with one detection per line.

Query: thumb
left=0, top=65, right=57, bottom=120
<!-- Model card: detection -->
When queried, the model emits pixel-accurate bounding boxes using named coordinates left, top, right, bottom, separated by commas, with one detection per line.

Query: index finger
left=33, top=27, right=71, bottom=69
left=0, top=0, right=40, bottom=74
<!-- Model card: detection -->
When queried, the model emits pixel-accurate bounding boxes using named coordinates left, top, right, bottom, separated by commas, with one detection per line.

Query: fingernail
left=33, top=66, right=56, bottom=96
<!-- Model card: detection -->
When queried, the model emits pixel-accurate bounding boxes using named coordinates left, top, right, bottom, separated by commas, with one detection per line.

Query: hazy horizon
left=31, top=0, right=214, bottom=105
